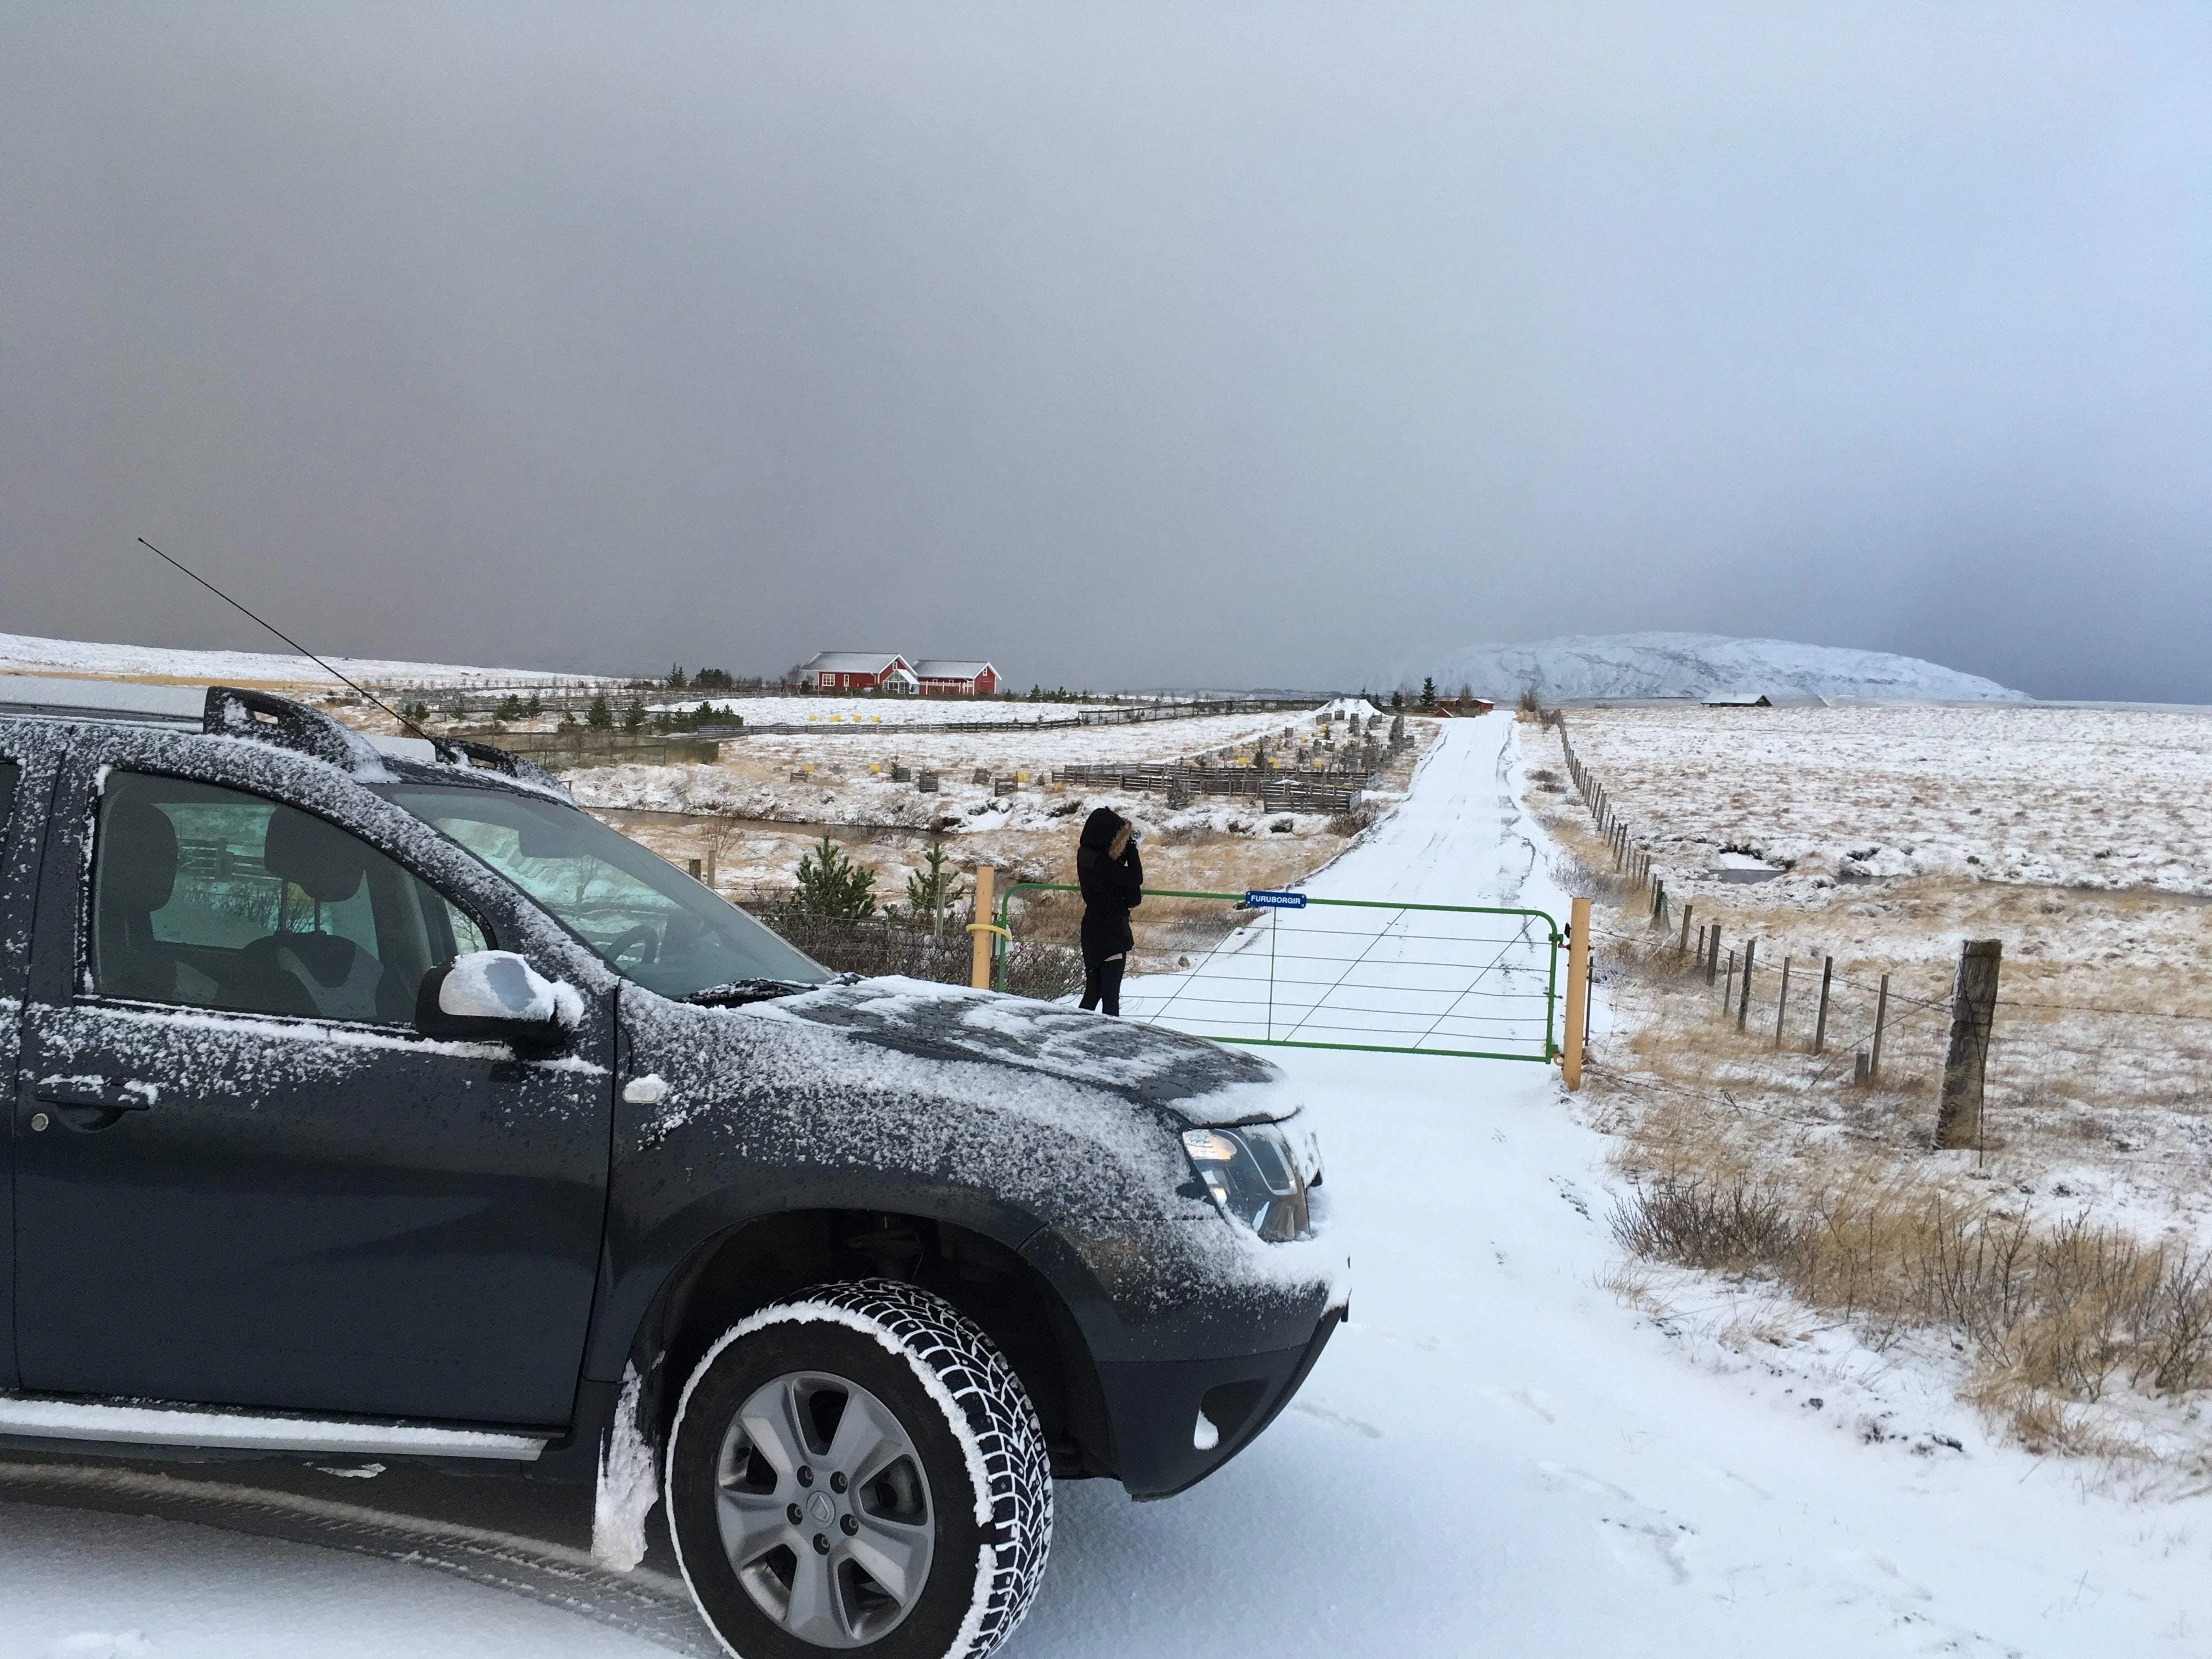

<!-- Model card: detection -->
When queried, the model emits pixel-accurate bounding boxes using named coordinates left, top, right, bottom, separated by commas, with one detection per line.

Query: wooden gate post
left=968, top=864, right=998, bottom=990
left=1937, top=939, right=2003, bottom=1149
left=1561, top=896, right=1590, bottom=1091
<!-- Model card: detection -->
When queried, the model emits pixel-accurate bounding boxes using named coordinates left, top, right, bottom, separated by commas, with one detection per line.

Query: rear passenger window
left=89, top=772, right=488, bottom=1024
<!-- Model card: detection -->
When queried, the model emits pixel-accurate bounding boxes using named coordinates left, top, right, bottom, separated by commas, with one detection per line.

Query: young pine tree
left=795, top=835, right=877, bottom=919
left=586, top=693, right=614, bottom=729
left=622, top=699, right=647, bottom=732
left=902, top=840, right=964, bottom=939
left=1419, top=676, right=1437, bottom=710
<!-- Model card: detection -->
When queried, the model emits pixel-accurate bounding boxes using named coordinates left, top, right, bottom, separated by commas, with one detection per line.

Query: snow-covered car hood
left=738, top=975, right=1297, bottom=1127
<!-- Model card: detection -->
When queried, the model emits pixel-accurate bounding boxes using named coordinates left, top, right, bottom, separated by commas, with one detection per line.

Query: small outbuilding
left=911, top=659, right=1000, bottom=697
left=1703, top=691, right=1773, bottom=707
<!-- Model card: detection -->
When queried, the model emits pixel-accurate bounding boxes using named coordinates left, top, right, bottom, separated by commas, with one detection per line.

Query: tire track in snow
left=0, top=1459, right=715, bottom=1655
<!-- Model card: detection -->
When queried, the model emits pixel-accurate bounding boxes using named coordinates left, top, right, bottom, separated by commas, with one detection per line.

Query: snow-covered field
left=0, top=630, right=608, bottom=690
left=574, top=711, right=1363, bottom=826
left=1525, top=702, right=2212, bottom=1468
left=9, top=715, right=2210, bottom=1657
left=1549, top=702, right=2212, bottom=899
left=573, top=702, right=1401, bottom=898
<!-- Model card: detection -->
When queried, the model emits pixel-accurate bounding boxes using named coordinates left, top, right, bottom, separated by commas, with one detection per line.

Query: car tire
left=667, top=1278, right=1053, bottom=1658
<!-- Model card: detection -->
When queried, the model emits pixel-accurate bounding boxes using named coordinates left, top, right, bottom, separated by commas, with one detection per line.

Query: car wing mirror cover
left=417, top=950, right=582, bottom=1047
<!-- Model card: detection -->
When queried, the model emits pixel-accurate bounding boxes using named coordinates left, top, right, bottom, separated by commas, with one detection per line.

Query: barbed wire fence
left=1538, top=710, right=2212, bottom=1160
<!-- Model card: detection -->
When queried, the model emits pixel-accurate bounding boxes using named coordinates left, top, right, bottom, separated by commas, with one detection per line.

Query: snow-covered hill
left=1384, top=632, right=2023, bottom=703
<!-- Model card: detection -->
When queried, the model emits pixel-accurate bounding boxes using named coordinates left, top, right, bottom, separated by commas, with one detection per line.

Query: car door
left=13, top=731, right=613, bottom=1426
left=0, top=732, right=57, bottom=1391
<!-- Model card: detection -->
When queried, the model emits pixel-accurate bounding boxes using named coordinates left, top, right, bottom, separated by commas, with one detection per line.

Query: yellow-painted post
left=968, top=864, right=997, bottom=989
left=1561, top=896, right=1590, bottom=1091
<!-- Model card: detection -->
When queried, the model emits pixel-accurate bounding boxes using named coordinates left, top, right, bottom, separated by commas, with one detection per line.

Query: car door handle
left=36, top=1092, right=156, bottom=1119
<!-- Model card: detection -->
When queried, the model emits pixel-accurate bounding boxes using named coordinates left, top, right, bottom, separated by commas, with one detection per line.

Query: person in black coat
left=1076, top=805, right=1143, bottom=1016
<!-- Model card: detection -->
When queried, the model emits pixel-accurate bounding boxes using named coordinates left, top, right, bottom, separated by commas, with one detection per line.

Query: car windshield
left=379, top=784, right=829, bottom=999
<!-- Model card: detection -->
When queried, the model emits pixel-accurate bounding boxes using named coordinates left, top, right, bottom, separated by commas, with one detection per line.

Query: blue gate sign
left=1244, top=889, right=1308, bottom=909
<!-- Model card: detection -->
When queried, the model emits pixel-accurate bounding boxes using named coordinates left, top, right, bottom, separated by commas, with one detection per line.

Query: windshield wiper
left=685, top=978, right=822, bottom=1008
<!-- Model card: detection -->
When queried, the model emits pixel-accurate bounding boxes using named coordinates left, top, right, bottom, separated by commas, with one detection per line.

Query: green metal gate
left=995, top=884, right=1562, bottom=1063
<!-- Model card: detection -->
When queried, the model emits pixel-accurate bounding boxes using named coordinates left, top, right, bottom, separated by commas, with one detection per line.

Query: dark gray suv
left=0, top=681, right=1344, bottom=1658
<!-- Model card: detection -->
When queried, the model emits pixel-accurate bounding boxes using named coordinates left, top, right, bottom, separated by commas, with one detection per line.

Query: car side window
left=0, top=760, right=16, bottom=836
left=88, top=771, right=489, bottom=1024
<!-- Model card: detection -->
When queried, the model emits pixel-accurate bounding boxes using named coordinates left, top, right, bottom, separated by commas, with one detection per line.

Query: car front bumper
left=1096, top=1301, right=1347, bottom=1499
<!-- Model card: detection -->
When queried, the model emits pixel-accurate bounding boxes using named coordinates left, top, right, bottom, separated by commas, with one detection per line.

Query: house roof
left=1703, top=692, right=1773, bottom=707
left=912, top=660, right=997, bottom=679
left=801, top=652, right=909, bottom=674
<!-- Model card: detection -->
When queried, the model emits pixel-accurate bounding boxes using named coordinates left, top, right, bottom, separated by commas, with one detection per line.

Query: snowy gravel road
left=7, top=714, right=2210, bottom=1657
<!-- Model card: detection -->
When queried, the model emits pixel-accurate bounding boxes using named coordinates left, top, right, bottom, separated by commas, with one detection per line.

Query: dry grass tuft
left=1612, top=1168, right=2212, bottom=1424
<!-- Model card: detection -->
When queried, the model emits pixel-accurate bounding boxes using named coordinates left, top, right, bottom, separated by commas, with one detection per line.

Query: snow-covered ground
left=577, top=705, right=1370, bottom=817
left=1383, top=630, right=2024, bottom=703
left=9, top=716, right=2209, bottom=1656
left=1551, top=701, right=2212, bottom=899
left=0, top=630, right=608, bottom=690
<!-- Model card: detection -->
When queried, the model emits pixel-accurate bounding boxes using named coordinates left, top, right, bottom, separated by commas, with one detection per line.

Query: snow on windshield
left=379, top=785, right=828, bottom=998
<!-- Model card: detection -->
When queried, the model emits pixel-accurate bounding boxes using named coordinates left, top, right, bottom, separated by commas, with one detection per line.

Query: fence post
left=1679, top=903, right=1694, bottom=957
left=1813, top=956, right=1832, bottom=1054
left=1870, top=973, right=1890, bottom=1080
left=1562, top=896, right=1590, bottom=1091
left=1736, top=938, right=1756, bottom=1031
left=1722, top=949, right=1735, bottom=1013
left=1708, top=924, right=1722, bottom=984
left=1774, top=955, right=1791, bottom=1047
left=968, top=864, right=997, bottom=989
left=1937, top=939, right=2002, bottom=1150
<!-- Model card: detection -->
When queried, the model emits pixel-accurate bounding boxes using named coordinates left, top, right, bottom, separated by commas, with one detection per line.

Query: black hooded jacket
left=1076, top=806, right=1144, bottom=961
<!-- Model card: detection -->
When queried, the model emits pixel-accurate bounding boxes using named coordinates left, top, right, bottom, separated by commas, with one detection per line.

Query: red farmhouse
left=795, top=652, right=916, bottom=693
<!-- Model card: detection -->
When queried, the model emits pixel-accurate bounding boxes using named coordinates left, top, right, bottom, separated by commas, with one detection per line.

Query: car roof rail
left=204, top=685, right=569, bottom=794
left=203, top=685, right=368, bottom=769
left=428, top=736, right=566, bottom=793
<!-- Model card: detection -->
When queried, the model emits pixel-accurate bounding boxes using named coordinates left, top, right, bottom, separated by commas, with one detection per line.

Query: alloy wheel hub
left=713, top=1369, right=935, bottom=1648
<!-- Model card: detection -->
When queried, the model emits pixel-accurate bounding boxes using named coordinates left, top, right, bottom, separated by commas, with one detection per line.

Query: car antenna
left=136, top=536, right=435, bottom=743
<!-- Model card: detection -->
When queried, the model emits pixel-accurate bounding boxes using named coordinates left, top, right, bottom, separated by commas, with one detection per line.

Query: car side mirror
left=416, top=951, right=580, bottom=1051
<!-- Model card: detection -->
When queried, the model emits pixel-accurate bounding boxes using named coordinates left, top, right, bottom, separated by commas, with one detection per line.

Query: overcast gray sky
left=3, top=2, right=2208, bottom=699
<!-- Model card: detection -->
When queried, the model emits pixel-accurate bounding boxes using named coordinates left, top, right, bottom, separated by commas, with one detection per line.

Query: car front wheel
left=667, top=1279, right=1053, bottom=1658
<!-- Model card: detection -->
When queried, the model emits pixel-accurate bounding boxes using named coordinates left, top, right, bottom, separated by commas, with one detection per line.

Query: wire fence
left=1530, top=708, right=2212, bottom=1155
left=1577, top=905, right=2212, bottom=1166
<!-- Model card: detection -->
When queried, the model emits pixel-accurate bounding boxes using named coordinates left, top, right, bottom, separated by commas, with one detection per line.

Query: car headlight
left=1182, top=1123, right=1312, bottom=1242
